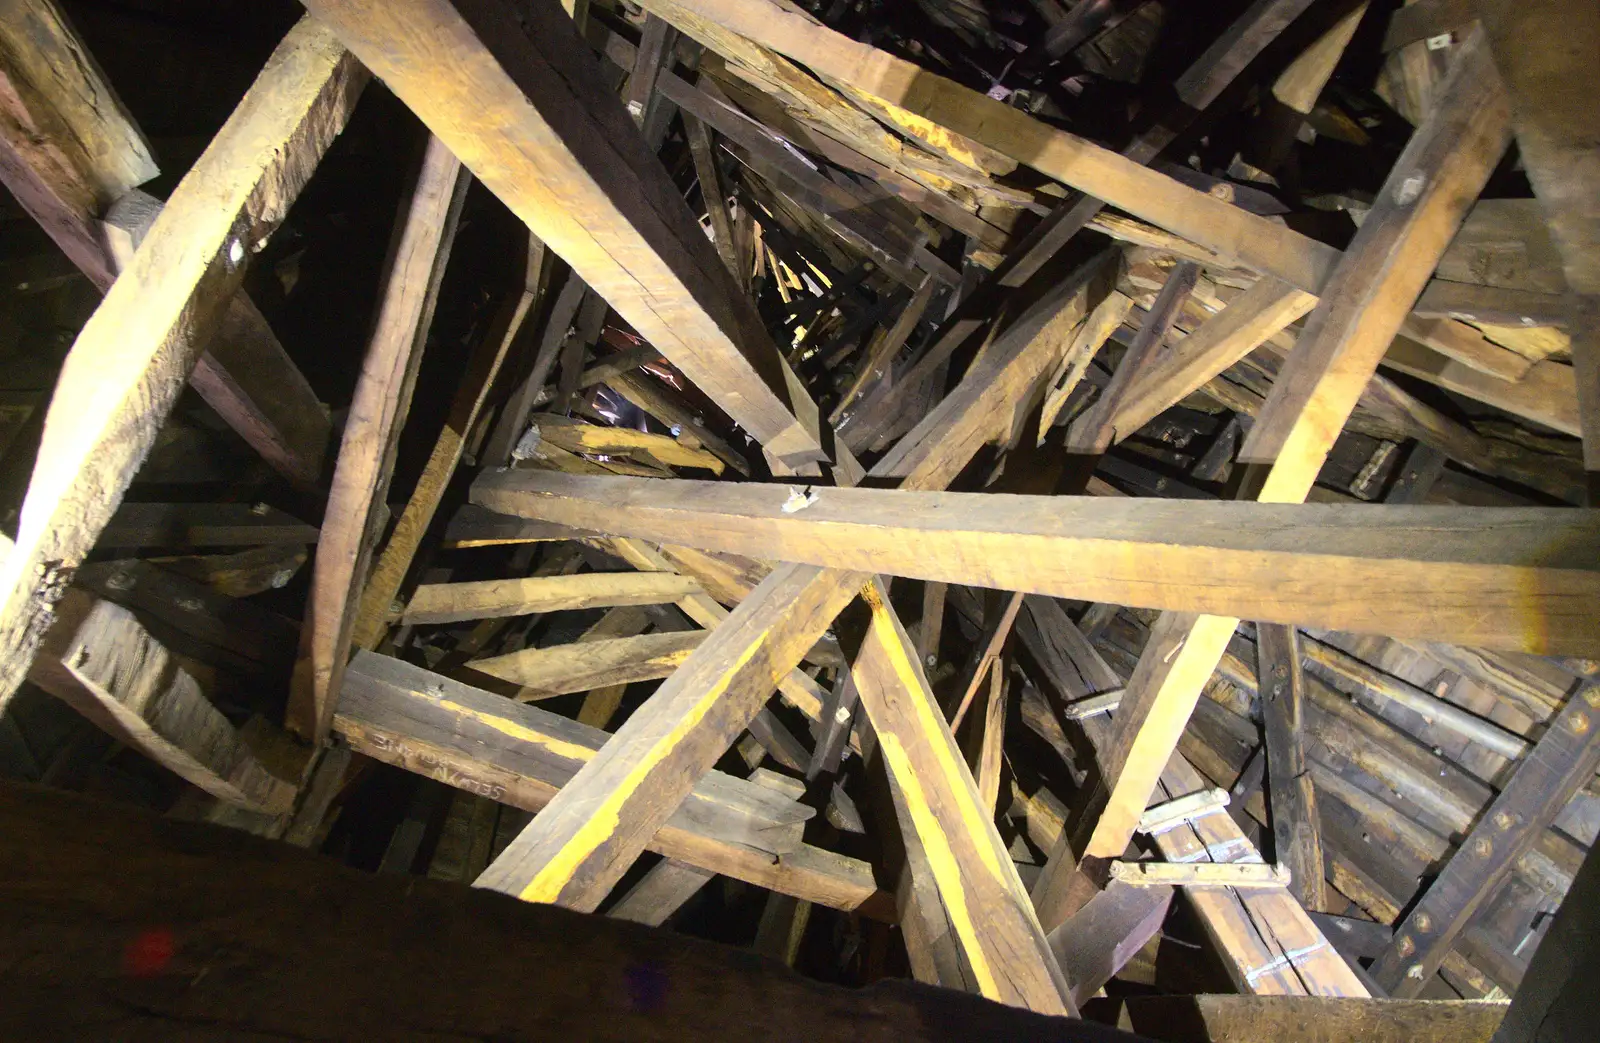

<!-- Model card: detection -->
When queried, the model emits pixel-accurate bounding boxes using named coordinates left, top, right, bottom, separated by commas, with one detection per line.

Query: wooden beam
left=0, top=8, right=331, bottom=488
left=100, top=502, right=319, bottom=549
left=1369, top=682, right=1600, bottom=995
left=401, top=573, right=701, bottom=626
left=102, top=191, right=331, bottom=486
left=0, top=0, right=156, bottom=286
left=1066, top=262, right=1200, bottom=453
left=300, top=0, right=824, bottom=469
left=852, top=580, right=1074, bottom=1013
left=1016, top=598, right=1367, bottom=996
left=470, top=259, right=1099, bottom=924
left=1109, top=862, right=1293, bottom=890
left=29, top=589, right=295, bottom=814
left=0, top=779, right=1183, bottom=1041
left=470, top=471, right=1600, bottom=656
left=532, top=415, right=725, bottom=473
left=1054, top=30, right=1511, bottom=921
left=289, top=134, right=466, bottom=742
left=1120, top=994, right=1504, bottom=1043
left=467, top=631, right=705, bottom=702
left=351, top=238, right=545, bottom=651
left=606, top=858, right=714, bottom=925
left=635, top=0, right=1343, bottom=295
left=1105, top=278, right=1318, bottom=440
left=1255, top=625, right=1326, bottom=911
left=1047, top=880, right=1172, bottom=1006
left=0, top=17, right=367, bottom=710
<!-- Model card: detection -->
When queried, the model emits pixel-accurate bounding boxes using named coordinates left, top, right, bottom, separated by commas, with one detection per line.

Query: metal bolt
left=1395, top=174, right=1426, bottom=206
left=1473, top=837, right=1493, bottom=858
left=176, top=597, right=203, bottom=612
left=1569, top=712, right=1590, bottom=735
left=1584, top=686, right=1600, bottom=708
left=103, top=570, right=135, bottom=592
left=925, top=654, right=937, bottom=668
left=1396, top=934, right=1415, bottom=957
left=1406, top=963, right=1427, bottom=980
left=1415, top=912, right=1432, bottom=932
left=1494, top=811, right=1515, bottom=830
left=389, top=600, right=405, bottom=615
left=251, top=502, right=271, bottom=516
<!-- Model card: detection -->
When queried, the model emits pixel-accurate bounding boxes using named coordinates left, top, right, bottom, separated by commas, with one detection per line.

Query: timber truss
left=1, top=0, right=1597, bottom=1023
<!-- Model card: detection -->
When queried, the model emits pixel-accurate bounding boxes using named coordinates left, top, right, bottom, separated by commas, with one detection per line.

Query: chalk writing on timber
left=365, top=732, right=508, bottom=800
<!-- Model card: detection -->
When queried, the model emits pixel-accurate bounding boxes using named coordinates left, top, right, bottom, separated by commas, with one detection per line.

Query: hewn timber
left=289, top=134, right=466, bottom=743
left=472, top=259, right=1101, bottom=932
left=401, top=572, right=702, bottom=626
left=468, top=631, right=706, bottom=702
left=29, top=588, right=296, bottom=814
left=0, top=780, right=1146, bottom=1042
left=1054, top=29, right=1511, bottom=921
left=1370, top=682, right=1600, bottom=995
left=1256, top=624, right=1327, bottom=911
left=606, top=858, right=715, bottom=925
left=102, top=190, right=331, bottom=486
left=300, top=0, right=825, bottom=469
left=851, top=579, right=1075, bottom=1014
left=0, top=17, right=367, bottom=710
left=1048, top=880, right=1172, bottom=1006
left=1116, top=995, right=1504, bottom=1043
left=636, top=0, right=1344, bottom=295
left=0, top=6, right=330, bottom=486
left=100, top=502, right=319, bottom=549
left=471, top=472, right=1600, bottom=656
left=334, top=651, right=885, bottom=913
left=1017, top=599, right=1366, bottom=996
left=351, top=238, right=544, bottom=651
left=0, top=0, right=156, bottom=285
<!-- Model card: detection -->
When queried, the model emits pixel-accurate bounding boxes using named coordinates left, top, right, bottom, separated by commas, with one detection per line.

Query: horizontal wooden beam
left=471, top=471, right=1600, bottom=656
left=336, top=651, right=881, bottom=913
left=101, top=502, right=319, bottom=549
left=0, top=17, right=366, bottom=709
left=400, top=572, right=702, bottom=625
left=467, top=631, right=706, bottom=702
left=1109, top=862, right=1293, bottom=890
left=300, top=0, right=825, bottom=468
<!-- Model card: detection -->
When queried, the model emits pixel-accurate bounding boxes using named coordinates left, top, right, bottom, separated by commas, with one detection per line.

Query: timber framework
left=0, top=0, right=1597, bottom=1039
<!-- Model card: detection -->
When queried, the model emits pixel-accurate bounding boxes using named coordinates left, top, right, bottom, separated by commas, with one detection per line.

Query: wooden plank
left=467, top=631, right=705, bottom=702
left=605, top=370, right=753, bottom=476
left=975, top=659, right=1007, bottom=815
left=0, top=17, right=366, bottom=710
left=0, top=0, right=156, bottom=286
left=470, top=471, right=1600, bottom=656
left=832, top=274, right=935, bottom=425
left=1110, top=862, right=1293, bottom=889
left=402, top=573, right=701, bottom=626
left=301, top=0, right=825, bottom=470
left=288, top=135, right=467, bottom=742
left=1056, top=30, right=1511, bottom=920
left=351, top=238, right=544, bottom=651
left=684, top=113, right=743, bottom=284
left=28, top=589, right=295, bottom=814
left=1370, top=682, right=1600, bottom=995
left=471, top=260, right=1099, bottom=921
left=1256, top=624, right=1327, bottom=912
left=100, top=502, right=319, bottom=549
left=851, top=580, right=1075, bottom=1014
